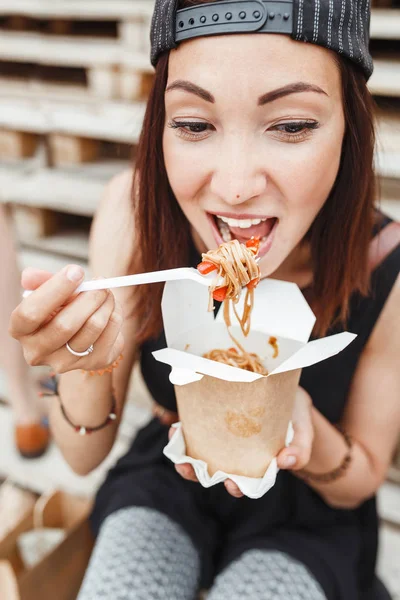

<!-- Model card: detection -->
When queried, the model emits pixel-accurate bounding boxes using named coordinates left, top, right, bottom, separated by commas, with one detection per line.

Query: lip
left=206, top=212, right=278, bottom=258
left=208, top=212, right=224, bottom=245
left=258, top=218, right=278, bottom=258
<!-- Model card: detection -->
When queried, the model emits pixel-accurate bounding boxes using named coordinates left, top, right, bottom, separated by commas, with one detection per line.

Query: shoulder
left=366, top=213, right=400, bottom=345
left=104, top=168, right=134, bottom=199
left=89, top=169, right=136, bottom=279
left=366, top=264, right=400, bottom=356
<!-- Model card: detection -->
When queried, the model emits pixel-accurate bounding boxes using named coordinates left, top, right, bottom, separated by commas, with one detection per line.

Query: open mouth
left=207, top=212, right=278, bottom=257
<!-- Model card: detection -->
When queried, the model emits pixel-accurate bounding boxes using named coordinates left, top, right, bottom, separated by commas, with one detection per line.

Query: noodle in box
left=153, top=240, right=357, bottom=499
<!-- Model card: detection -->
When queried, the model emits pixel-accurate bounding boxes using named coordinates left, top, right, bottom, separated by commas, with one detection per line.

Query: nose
left=209, top=138, right=267, bottom=206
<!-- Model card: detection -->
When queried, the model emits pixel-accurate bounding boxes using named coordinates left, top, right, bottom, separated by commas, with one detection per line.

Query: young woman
left=9, top=0, right=400, bottom=598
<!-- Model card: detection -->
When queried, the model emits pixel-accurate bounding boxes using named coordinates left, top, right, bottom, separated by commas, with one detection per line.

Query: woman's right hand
left=9, top=264, right=124, bottom=374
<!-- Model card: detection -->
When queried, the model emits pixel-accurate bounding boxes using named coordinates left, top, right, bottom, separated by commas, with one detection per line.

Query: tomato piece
left=247, top=277, right=260, bottom=290
left=212, top=286, right=228, bottom=301
left=228, top=347, right=238, bottom=354
left=246, top=236, right=261, bottom=255
left=197, top=261, right=217, bottom=275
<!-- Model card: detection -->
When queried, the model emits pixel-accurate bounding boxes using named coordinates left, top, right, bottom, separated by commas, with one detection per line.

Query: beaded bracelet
left=39, top=372, right=117, bottom=435
left=83, top=353, right=123, bottom=377
left=299, top=425, right=353, bottom=483
left=59, top=393, right=117, bottom=435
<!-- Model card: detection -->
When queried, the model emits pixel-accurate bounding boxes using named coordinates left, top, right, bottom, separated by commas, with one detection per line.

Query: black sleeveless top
left=92, top=215, right=399, bottom=599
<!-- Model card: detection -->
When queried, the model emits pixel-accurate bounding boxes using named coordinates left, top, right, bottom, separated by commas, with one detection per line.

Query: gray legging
left=77, top=507, right=327, bottom=600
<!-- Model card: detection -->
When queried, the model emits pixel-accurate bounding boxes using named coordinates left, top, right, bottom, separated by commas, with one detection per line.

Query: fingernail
left=66, top=266, right=84, bottom=282
left=283, top=455, right=297, bottom=468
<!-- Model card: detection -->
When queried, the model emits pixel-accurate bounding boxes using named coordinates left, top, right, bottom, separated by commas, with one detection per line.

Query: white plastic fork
left=22, top=267, right=216, bottom=298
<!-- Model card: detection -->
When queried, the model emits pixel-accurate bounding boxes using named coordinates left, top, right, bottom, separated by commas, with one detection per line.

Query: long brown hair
left=131, top=0, right=376, bottom=342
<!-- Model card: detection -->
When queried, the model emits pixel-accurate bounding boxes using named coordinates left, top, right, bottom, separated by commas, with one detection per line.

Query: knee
left=208, top=550, right=326, bottom=600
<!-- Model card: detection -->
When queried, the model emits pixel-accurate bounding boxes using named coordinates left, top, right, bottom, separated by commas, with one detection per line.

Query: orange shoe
left=14, top=419, right=50, bottom=459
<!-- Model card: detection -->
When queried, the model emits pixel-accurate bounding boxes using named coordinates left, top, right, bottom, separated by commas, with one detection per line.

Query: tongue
left=229, top=218, right=275, bottom=241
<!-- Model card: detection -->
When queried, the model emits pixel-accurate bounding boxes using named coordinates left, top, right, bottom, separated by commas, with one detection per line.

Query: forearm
left=50, top=369, right=122, bottom=475
left=303, top=408, right=383, bottom=509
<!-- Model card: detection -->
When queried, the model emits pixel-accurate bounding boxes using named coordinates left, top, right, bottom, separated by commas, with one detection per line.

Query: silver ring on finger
left=65, top=342, right=94, bottom=357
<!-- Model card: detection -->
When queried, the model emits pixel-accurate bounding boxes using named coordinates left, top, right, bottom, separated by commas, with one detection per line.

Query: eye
left=167, top=120, right=212, bottom=140
left=270, top=120, right=320, bottom=142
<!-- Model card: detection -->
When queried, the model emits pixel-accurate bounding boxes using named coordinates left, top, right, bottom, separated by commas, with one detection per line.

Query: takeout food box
left=153, top=278, right=356, bottom=480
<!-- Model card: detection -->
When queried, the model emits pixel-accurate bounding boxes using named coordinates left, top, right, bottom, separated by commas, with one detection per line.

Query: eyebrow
left=165, top=80, right=328, bottom=105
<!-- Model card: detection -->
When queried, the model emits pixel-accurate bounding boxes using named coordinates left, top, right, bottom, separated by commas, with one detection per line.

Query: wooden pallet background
left=0, top=1, right=399, bottom=597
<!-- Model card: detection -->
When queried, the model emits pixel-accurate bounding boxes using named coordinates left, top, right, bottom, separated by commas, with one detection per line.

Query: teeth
left=238, top=219, right=252, bottom=229
left=217, top=219, right=233, bottom=242
left=215, top=216, right=276, bottom=244
left=217, top=215, right=267, bottom=229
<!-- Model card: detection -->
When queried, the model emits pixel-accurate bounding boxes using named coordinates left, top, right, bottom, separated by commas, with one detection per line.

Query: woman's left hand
left=170, top=386, right=314, bottom=499
left=276, top=386, right=314, bottom=472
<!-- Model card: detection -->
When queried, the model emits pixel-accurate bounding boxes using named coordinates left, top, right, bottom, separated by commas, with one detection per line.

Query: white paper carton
left=154, top=278, right=356, bottom=495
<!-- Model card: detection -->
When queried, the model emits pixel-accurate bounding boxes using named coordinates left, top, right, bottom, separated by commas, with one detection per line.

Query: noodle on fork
left=197, top=238, right=269, bottom=375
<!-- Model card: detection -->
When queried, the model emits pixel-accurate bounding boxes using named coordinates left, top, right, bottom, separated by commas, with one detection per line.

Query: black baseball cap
left=150, top=0, right=373, bottom=79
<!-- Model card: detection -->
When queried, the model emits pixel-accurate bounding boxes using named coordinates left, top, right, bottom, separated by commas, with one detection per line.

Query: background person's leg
left=207, top=549, right=326, bottom=600
left=78, top=506, right=201, bottom=600
left=0, top=204, right=49, bottom=457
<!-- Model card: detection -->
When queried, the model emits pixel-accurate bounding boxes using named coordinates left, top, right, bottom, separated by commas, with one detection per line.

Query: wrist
left=57, top=369, right=114, bottom=423
left=299, top=411, right=353, bottom=483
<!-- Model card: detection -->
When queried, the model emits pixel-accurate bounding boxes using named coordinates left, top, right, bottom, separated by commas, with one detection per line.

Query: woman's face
left=163, top=33, right=345, bottom=276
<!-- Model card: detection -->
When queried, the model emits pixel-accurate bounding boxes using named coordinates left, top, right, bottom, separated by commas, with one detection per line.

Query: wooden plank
left=376, top=114, right=400, bottom=179
left=0, top=31, right=153, bottom=74
left=379, top=482, right=400, bottom=526
left=0, top=130, right=38, bottom=159
left=0, top=161, right=129, bottom=216
left=0, top=143, right=47, bottom=199
left=0, top=31, right=122, bottom=67
left=376, top=150, right=400, bottom=179
left=369, top=58, right=400, bottom=97
left=119, top=47, right=153, bottom=72
left=87, top=65, right=120, bottom=99
left=19, top=247, right=87, bottom=272
left=118, top=19, right=151, bottom=54
left=12, top=205, right=60, bottom=239
left=0, top=0, right=154, bottom=21
left=0, top=77, right=96, bottom=103
left=0, top=69, right=151, bottom=103
left=379, top=198, right=400, bottom=221
left=119, top=67, right=154, bottom=101
left=0, top=95, right=146, bottom=143
left=0, top=67, right=151, bottom=102
left=377, top=523, right=400, bottom=599
left=388, top=466, right=400, bottom=486
left=22, top=230, right=89, bottom=261
left=378, top=178, right=400, bottom=220
left=48, top=133, right=100, bottom=166
left=371, top=8, right=400, bottom=40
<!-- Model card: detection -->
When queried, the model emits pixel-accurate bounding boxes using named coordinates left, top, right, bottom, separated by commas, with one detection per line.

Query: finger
left=59, top=290, right=115, bottom=353
left=224, top=480, right=244, bottom=498
left=175, top=464, right=198, bottom=482
left=46, top=329, right=124, bottom=375
left=24, top=288, right=110, bottom=360
left=47, top=302, right=124, bottom=373
left=21, top=268, right=53, bottom=291
left=277, top=421, right=313, bottom=471
left=11, top=265, right=85, bottom=337
left=78, top=300, right=124, bottom=364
